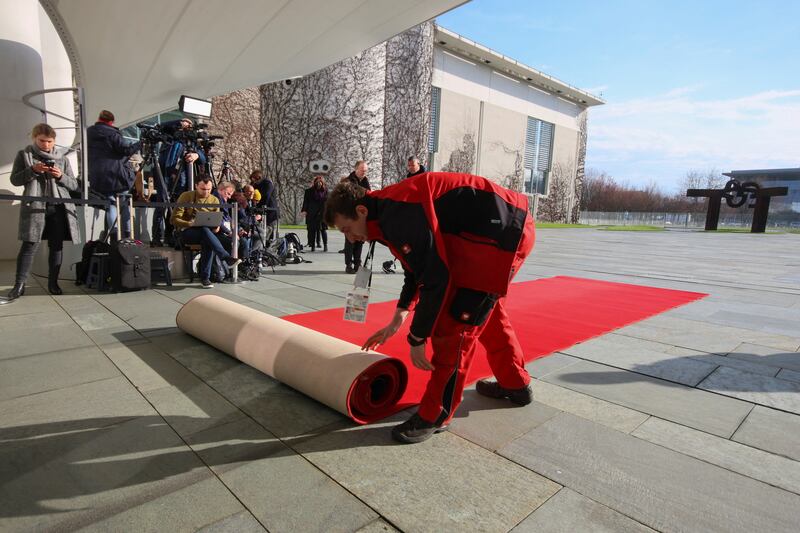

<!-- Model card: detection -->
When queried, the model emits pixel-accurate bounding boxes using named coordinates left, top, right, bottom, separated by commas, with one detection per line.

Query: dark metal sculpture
left=687, top=179, right=788, bottom=233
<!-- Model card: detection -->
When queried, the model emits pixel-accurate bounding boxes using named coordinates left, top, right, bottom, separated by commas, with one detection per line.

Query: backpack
left=277, top=232, right=304, bottom=264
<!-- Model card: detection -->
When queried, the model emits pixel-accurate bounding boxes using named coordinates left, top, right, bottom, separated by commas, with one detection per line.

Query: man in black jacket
left=406, top=156, right=426, bottom=178
left=87, top=110, right=141, bottom=238
left=341, top=160, right=370, bottom=273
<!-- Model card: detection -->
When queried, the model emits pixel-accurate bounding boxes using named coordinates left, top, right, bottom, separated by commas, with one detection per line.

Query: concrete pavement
left=1, top=228, right=798, bottom=532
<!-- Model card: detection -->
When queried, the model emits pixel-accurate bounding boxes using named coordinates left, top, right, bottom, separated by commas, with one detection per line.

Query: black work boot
left=391, top=413, right=449, bottom=444
left=475, top=379, right=533, bottom=406
left=7, top=282, right=25, bottom=300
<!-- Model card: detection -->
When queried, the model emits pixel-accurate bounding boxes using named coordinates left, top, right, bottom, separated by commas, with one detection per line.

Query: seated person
left=171, top=176, right=240, bottom=288
left=243, top=183, right=266, bottom=255
left=211, top=180, right=250, bottom=269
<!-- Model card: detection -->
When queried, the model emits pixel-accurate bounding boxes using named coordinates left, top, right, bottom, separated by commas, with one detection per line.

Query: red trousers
left=417, top=216, right=535, bottom=425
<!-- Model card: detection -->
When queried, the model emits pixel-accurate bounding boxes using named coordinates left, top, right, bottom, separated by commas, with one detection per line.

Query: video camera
left=136, top=121, right=223, bottom=153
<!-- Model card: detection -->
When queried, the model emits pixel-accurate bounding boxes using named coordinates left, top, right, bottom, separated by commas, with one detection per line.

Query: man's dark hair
left=194, top=175, right=213, bottom=185
left=324, top=182, right=366, bottom=227
left=98, top=110, right=115, bottom=122
left=408, top=156, right=419, bottom=163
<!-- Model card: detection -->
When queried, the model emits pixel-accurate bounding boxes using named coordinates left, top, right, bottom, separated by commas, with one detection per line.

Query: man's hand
left=32, top=163, right=49, bottom=174
left=184, top=153, right=199, bottom=163
left=212, top=225, right=220, bottom=233
left=410, top=344, right=434, bottom=371
left=300, top=211, right=306, bottom=217
left=49, top=165, right=63, bottom=179
left=361, top=308, right=408, bottom=351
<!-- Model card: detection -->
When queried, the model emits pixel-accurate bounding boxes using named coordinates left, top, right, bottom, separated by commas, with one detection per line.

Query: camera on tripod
left=136, top=122, right=171, bottom=143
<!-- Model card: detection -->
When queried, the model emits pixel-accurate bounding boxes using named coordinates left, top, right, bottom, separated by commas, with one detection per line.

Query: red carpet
left=283, top=276, right=706, bottom=420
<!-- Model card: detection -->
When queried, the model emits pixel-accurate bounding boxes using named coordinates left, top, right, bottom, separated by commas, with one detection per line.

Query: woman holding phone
left=7, top=123, right=80, bottom=299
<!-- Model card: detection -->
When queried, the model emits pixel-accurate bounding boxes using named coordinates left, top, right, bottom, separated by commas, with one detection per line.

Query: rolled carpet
left=176, top=294, right=407, bottom=423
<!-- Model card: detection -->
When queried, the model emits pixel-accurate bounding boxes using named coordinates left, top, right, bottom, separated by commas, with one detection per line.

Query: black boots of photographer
left=48, top=251, right=63, bottom=295
left=6, top=282, right=25, bottom=300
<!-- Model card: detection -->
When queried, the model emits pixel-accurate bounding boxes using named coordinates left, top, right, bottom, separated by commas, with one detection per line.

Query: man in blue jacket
left=87, top=110, right=141, bottom=238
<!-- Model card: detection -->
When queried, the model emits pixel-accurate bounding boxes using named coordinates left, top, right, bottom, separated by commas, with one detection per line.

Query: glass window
left=524, top=116, right=553, bottom=195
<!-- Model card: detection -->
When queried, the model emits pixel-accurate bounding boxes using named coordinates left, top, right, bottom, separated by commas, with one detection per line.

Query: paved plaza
left=1, top=228, right=799, bottom=532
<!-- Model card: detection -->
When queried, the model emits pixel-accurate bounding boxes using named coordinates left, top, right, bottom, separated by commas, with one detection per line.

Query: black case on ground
left=110, top=195, right=151, bottom=292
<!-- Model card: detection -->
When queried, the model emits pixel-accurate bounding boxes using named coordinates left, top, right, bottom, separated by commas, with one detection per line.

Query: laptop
left=191, top=211, right=224, bottom=227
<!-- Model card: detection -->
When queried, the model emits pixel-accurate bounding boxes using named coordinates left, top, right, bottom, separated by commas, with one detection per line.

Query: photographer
left=242, top=184, right=265, bottom=255
left=250, top=170, right=279, bottom=252
left=171, top=176, right=240, bottom=289
left=151, top=117, right=206, bottom=247
left=7, top=123, right=80, bottom=299
left=87, top=110, right=141, bottom=239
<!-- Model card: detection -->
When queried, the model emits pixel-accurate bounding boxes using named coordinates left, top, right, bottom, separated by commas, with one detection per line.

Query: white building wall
left=0, top=0, right=76, bottom=260
left=431, top=45, right=585, bottom=202
left=432, top=47, right=582, bottom=131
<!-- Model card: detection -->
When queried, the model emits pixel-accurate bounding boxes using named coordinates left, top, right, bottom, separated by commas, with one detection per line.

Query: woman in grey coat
left=7, top=123, right=80, bottom=299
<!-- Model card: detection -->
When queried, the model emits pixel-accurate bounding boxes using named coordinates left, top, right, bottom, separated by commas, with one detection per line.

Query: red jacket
left=364, top=172, right=535, bottom=338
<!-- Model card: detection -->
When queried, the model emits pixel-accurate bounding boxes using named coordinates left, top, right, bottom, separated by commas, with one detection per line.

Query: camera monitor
left=179, top=95, right=213, bottom=118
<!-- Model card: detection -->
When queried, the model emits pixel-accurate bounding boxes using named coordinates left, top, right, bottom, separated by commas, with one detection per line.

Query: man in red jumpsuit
left=324, top=172, right=536, bottom=443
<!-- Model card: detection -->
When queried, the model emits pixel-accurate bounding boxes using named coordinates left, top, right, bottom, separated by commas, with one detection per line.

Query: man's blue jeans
left=180, top=227, right=231, bottom=280
left=105, top=193, right=131, bottom=238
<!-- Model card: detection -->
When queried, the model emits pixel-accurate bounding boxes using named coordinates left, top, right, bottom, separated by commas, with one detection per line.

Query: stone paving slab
left=0, top=415, right=212, bottom=532
left=356, top=518, right=400, bottom=532
left=727, top=342, right=800, bottom=372
left=77, top=476, right=246, bottom=533
left=186, top=417, right=379, bottom=533
left=562, top=334, right=717, bottom=386
left=100, top=341, right=201, bottom=393
left=143, top=376, right=248, bottom=440
left=0, top=293, right=61, bottom=317
left=447, top=391, right=560, bottom=451
left=197, top=511, right=266, bottom=533
left=525, top=353, right=580, bottom=378
left=530, top=379, right=649, bottom=434
left=511, top=488, right=655, bottom=533
left=632, top=417, right=800, bottom=495
left=542, top=360, right=753, bottom=437
left=0, top=309, right=95, bottom=359
left=164, top=339, right=346, bottom=438
left=732, top=405, right=800, bottom=461
left=0, top=345, right=121, bottom=401
left=698, top=366, right=800, bottom=414
left=294, top=415, right=561, bottom=533
left=618, top=315, right=800, bottom=353
left=499, top=413, right=800, bottom=533
left=0, top=376, right=154, bottom=434
left=777, top=368, right=800, bottom=383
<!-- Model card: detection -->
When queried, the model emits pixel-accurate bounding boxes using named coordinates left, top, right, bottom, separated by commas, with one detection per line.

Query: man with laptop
left=171, top=176, right=241, bottom=288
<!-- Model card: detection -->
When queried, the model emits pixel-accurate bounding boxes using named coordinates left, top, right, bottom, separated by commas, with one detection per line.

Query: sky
left=437, top=0, right=800, bottom=193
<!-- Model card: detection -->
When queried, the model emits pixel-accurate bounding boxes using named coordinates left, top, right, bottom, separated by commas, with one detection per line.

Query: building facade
left=253, top=23, right=602, bottom=223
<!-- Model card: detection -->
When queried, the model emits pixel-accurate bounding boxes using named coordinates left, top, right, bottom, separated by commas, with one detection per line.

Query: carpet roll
left=176, top=294, right=408, bottom=424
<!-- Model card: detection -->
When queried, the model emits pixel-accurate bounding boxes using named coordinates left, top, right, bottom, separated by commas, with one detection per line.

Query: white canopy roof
left=41, top=0, right=466, bottom=125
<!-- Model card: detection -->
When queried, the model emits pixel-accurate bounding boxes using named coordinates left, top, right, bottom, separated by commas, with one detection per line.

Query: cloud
left=587, top=87, right=800, bottom=189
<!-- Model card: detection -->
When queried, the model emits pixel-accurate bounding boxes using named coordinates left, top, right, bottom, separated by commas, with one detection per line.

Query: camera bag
left=110, top=195, right=151, bottom=292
